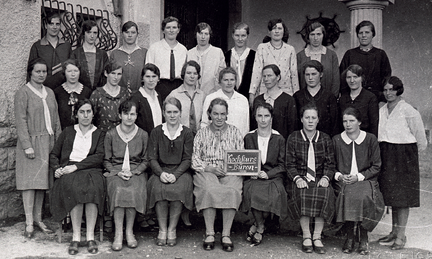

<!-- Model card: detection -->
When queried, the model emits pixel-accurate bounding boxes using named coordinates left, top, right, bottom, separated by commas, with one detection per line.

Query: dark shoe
left=252, top=230, right=263, bottom=246
left=34, top=221, right=54, bottom=234
left=24, top=224, right=34, bottom=239
left=203, top=235, right=215, bottom=251
left=68, top=241, right=79, bottom=255
left=391, top=236, right=406, bottom=250
left=87, top=240, right=98, bottom=254
left=313, top=238, right=326, bottom=254
left=221, top=236, right=234, bottom=252
left=358, top=240, right=369, bottom=255
left=167, top=230, right=177, bottom=247
left=112, top=235, right=123, bottom=251
left=156, top=231, right=167, bottom=246
left=126, top=234, right=138, bottom=248
left=302, top=238, right=313, bottom=253
left=378, top=232, right=397, bottom=242
left=246, top=224, right=257, bottom=242
left=342, top=238, right=355, bottom=254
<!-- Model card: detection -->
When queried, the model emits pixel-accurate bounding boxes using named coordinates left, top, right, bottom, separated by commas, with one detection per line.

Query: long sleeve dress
left=192, top=124, right=244, bottom=212
left=15, top=83, right=61, bottom=190
left=333, top=131, right=384, bottom=231
left=50, top=125, right=106, bottom=222
left=71, top=47, right=109, bottom=90
left=241, top=130, right=288, bottom=220
left=285, top=130, right=335, bottom=223
left=147, top=124, right=194, bottom=210
left=104, top=125, right=149, bottom=215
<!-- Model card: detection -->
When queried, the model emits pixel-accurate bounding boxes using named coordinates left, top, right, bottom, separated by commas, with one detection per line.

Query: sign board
left=224, top=150, right=260, bottom=176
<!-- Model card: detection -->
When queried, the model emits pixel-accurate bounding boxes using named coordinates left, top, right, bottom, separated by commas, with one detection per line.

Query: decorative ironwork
left=41, top=0, right=117, bottom=51
left=297, top=13, right=345, bottom=48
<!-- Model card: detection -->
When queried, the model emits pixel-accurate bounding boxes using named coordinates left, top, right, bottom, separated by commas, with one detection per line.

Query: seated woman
left=50, top=99, right=105, bottom=255
left=192, top=98, right=244, bottom=252
left=285, top=103, right=335, bottom=254
left=147, top=97, right=194, bottom=247
left=242, top=102, right=287, bottom=245
left=333, top=107, right=384, bottom=255
left=104, top=100, right=149, bottom=251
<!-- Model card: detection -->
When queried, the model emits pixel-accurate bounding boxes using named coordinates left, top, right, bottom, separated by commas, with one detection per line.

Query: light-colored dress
left=192, top=124, right=244, bottom=211
left=15, top=83, right=61, bottom=190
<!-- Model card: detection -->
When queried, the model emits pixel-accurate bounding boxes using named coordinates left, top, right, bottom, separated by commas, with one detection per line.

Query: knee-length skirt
left=50, top=168, right=106, bottom=222
left=379, top=142, right=420, bottom=207
left=335, top=180, right=385, bottom=231
left=106, top=173, right=147, bottom=215
left=286, top=180, right=335, bottom=223
left=193, top=173, right=242, bottom=212
left=241, top=177, right=288, bottom=220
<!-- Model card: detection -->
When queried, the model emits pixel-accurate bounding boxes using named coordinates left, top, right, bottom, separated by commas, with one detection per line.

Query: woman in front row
left=333, top=107, right=384, bottom=255
left=104, top=100, right=149, bottom=251
left=147, top=97, right=194, bottom=247
left=192, top=98, right=244, bottom=252
left=242, top=102, right=288, bottom=245
left=50, top=99, right=105, bottom=255
left=285, top=104, right=335, bottom=254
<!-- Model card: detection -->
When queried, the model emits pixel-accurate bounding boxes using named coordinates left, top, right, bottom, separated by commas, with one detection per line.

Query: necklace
left=270, top=41, right=283, bottom=50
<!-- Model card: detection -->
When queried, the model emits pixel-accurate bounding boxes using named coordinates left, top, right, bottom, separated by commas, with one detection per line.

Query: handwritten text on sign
left=225, top=150, right=260, bottom=176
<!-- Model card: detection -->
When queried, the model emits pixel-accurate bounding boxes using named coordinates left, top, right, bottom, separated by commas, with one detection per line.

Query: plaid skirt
left=286, top=180, right=335, bottom=223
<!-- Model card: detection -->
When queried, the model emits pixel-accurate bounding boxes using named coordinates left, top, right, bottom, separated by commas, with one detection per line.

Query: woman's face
left=120, top=106, right=137, bottom=127
left=220, top=72, right=236, bottom=95
left=357, top=25, right=373, bottom=47
left=122, top=26, right=138, bottom=45
left=197, top=28, right=210, bottom=47
left=65, top=64, right=80, bottom=84
left=30, top=63, right=48, bottom=85
left=343, top=114, right=361, bottom=134
left=84, top=26, right=98, bottom=45
left=305, top=67, right=322, bottom=88
left=262, top=68, right=280, bottom=90
left=164, top=21, right=180, bottom=41
left=270, top=23, right=284, bottom=41
left=255, top=106, right=272, bottom=129
left=45, top=17, right=61, bottom=38
left=164, top=103, right=181, bottom=126
left=346, top=70, right=362, bottom=91
left=301, top=109, right=319, bottom=132
left=105, top=68, right=122, bottom=86
left=183, top=65, right=199, bottom=87
left=142, top=70, right=159, bottom=90
left=232, top=28, right=248, bottom=49
left=383, top=83, right=398, bottom=102
left=210, top=104, right=227, bottom=128
left=309, top=27, right=324, bottom=48
left=76, top=103, right=93, bottom=127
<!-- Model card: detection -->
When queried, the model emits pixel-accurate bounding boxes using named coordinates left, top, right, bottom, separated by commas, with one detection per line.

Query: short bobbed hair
left=104, top=60, right=123, bottom=74
left=356, top=20, right=376, bottom=37
left=73, top=99, right=94, bottom=118
left=207, top=98, right=228, bottom=120
left=162, top=16, right=181, bottom=30
left=141, top=63, right=161, bottom=82
left=195, top=22, right=212, bottom=37
left=253, top=101, right=274, bottom=118
left=122, top=21, right=139, bottom=33
left=218, top=67, right=237, bottom=83
left=27, top=58, right=48, bottom=80
left=300, top=103, right=319, bottom=118
left=342, top=107, right=362, bottom=123
left=46, top=12, right=61, bottom=24
left=232, top=22, right=250, bottom=35
left=262, top=64, right=281, bottom=77
left=80, top=20, right=99, bottom=45
left=341, top=64, right=365, bottom=83
left=267, top=18, right=289, bottom=42
left=62, top=59, right=81, bottom=75
left=181, top=61, right=201, bottom=80
left=118, top=99, right=138, bottom=115
left=305, top=22, right=326, bottom=45
left=303, top=60, right=324, bottom=74
left=163, top=97, right=182, bottom=112
left=386, top=76, right=404, bottom=96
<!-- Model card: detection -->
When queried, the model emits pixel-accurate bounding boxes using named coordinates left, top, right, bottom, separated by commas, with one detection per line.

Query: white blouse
left=69, top=124, right=97, bottom=162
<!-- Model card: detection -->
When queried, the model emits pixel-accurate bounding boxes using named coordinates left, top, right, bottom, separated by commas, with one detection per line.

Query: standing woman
left=249, top=18, right=299, bottom=105
left=187, top=22, right=226, bottom=95
left=111, top=21, right=147, bottom=94
left=252, top=64, right=297, bottom=139
left=54, top=59, right=92, bottom=129
left=378, top=76, right=427, bottom=250
left=339, top=65, right=379, bottom=136
left=90, top=60, right=130, bottom=132
left=242, top=102, right=287, bottom=246
left=333, top=107, right=384, bottom=255
left=285, top=104, right=335, bottom=254
left=104, top=100, right=149, bottom=251
left=50, top=99, right=106, bottom=255
left=72, top=20, right=109, bottom=91
left=297, top=22, right=339, bottom=97
left=130, top=63, right=163, bottom=134
left=147, top=97, right=194, bottom=247
left=15, top=58, right=61, bottom=238
left=224, top=22, right=256, bottom=98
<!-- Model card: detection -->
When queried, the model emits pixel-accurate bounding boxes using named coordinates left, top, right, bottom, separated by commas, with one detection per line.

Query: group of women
left=15, top=12, right=427, bottom=256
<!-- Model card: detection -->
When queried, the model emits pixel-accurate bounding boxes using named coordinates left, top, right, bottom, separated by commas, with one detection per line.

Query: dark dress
left=293, top=87, right=338, bottom=137
left=104, top=126, right=149, bottom=215
left=285, top=130, right=335, bottom=223
left=54, top=84, right=92, bottom=129
left=241, top=130, right=288, bottom=219
left=71, top=47, right=109, bottom=91
left=50, top=126, right=106, bottom=222
left=338, top=88, right=379, bottom=136
left=147, top=124, right=194, bottom=210
left=130, top=90, right=164, bottom=134
left=333, top=131, right=385, bottom=231
left=224, top=49, right=256, bottom=98
left=252, top=92, right=297, bottom=139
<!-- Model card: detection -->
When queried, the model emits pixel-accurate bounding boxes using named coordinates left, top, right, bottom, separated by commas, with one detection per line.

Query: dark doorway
left=164, top=0, right=229, bottom=51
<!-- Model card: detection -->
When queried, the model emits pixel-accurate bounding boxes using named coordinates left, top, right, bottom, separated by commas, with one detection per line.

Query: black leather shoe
left=342, top=238, right=355, bottom=253
left=313, top=239, right=326, bottom=254
left=358, top=240, right=369, bottom=255
left=87, top=240, right=98, bottom=254
left=34, top=221, right=54, bottom=234
left=221, top=236, right=234, bottom=252
left=391, top=237, right=406, bottom=250
left=378, top=233, right=397, bottom=243
left=302, top=238, right=313, bottom=253
left=203, top=235, right=215, bottom=251
left=68, top=241, right=79, bottom=255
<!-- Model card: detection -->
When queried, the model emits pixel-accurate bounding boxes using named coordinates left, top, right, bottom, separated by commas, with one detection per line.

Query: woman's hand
left=258, top=171, right=269, bottom=179
left=205, top=165, right=226, bottom=177
left=24, top=148, right=35, bottom=159
left=339, top=174, right=358, bottom=185
left=54, top=168, right=63, bottom=178
left=167, top=174, right=176, bottom=184
left=118, top=170, right=131, bottom=181
left=317, top=177, right=329, bottom=188
left=296, top=178, right=309, bottom=189
left=160, top=172, right=171, bottom=183
left=62, top=165, right=78, bottom=175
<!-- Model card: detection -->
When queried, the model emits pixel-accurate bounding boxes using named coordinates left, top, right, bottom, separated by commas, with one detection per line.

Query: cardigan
left=71, top=47, right=109, bottom=90
left=130, top=90, right=164, bottom=135
left=224, top=49, right=256, bottom=98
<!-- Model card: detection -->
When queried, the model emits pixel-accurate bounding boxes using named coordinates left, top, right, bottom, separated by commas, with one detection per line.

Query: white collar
left=139, top=87, right=158, bottom=100
left=162, top=123, right=183, bottom=140
left=74, top=124, right=96, bottom=137
left=248, top=129, right=280, bottom=135
left=341, top=130, right=366, bottom=145
left=300, top=130, right=319, bottom=142
left=62, top=83, right=84, bottom=94
left=118, top=45, right=142, bottom=55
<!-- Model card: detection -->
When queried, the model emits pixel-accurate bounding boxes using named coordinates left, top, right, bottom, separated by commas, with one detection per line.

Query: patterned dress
left=192, top=124, right=244, bottom=211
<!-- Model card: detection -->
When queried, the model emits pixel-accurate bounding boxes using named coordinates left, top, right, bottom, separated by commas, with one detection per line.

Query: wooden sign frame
left=224, top=150, right=260, bottom=176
